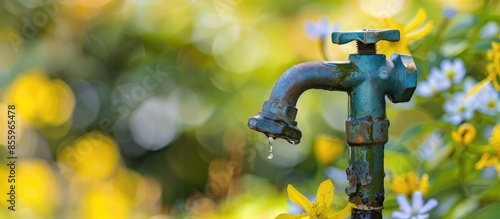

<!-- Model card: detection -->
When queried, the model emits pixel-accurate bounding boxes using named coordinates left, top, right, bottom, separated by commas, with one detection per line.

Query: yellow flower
left=277, top=179, right=356, bottom=219
left=489, top=124, right=500, bottom=151
left=391, top=171, right=429, bottom=196
left=377, top=8, right=433, bottom=58
left=81, top=181, right=132, bottom=219
left=0, top=159, right=61, bottom=215
left=474, top=124, right=500, bottom=173
left=440, top=0, right=482, bottom=11
left=58, top=132, right=120, bottom=182
left=451, top=123, right=476, bottom=146
left=64, top=0, right=114, bottom=20
left=314, top=135, right=344, bottom=165
left=4, top=68, right=75, bottom=126
left=475, top=153, right=500, bottom=171
left=487, top=39, right=500, bottom=82
left=466, top=35, right=500, bottom=97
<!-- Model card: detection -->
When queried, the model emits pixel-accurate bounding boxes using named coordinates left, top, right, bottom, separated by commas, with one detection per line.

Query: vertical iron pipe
left=347, top=145, right=385, bottom=219
left=346, top=83, right=388, bottom=218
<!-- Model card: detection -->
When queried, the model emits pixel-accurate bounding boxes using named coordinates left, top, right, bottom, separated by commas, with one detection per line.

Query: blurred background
left=0, top=0, right=500, bottom=218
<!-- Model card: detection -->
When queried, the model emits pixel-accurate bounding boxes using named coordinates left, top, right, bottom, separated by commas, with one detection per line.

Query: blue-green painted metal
left=331, top=29, right=400, bottom=44
left=247, top=29, right=417, bottom=218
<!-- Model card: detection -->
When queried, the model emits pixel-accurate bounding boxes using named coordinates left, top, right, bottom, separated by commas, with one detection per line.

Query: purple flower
left=481, top=166, right=497, bottom=179
left=304, top=18, right=340, bottom=39
left=442, top=6, right=457, bottom=19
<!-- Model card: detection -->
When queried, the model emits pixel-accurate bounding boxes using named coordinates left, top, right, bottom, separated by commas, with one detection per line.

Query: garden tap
left=248, top=29, right=417, bottom=218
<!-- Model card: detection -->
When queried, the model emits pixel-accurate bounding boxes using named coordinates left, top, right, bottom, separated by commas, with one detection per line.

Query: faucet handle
left=332, top=29, right=400, bottom=54
left=331, top=29, right=400, bottom=45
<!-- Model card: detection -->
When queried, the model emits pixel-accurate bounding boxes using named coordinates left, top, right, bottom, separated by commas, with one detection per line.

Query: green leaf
left=450, top=197, right=479, bottom=219
left=445, top=15, right=478, bottom=37
left=429, top=163, right=460, bottom=195
left=469, top=203, right=500, bottom=219
left=384, top=151, right=413, bottom=174
left=480, top=181, right=500, bottom=201
left=440, top=39, right=468, bottom=57
left=472, top=40, right=493, bottom=51
left=398, top=122, right=446, bottom=145
left=398, top=124, right=425, bottom=145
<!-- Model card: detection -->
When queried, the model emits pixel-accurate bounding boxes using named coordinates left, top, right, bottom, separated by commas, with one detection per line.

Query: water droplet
left=267, top=137, right=274, bottom=159
left=288, top=139, right=299, bottom=145
left=267, top=152, right=273, bottom=159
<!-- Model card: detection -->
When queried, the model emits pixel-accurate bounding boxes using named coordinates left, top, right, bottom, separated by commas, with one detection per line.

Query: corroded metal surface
left=346, top=146, right=385, bottom=209
left=332, top=29, right=400, bottom=45
left=352, top=209, right=383, bottom=219
left=247, top=29, right=417, bottom=218
left=345, top=117, right=389, bottom=145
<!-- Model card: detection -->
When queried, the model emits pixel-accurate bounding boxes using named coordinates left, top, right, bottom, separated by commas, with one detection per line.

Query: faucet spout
left=248, top=61, right=358, bottom=144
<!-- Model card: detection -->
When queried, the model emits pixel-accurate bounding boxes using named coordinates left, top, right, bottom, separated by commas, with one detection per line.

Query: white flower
left=392, top=191, right=438, bottom=219
left=418, top=131, right=445, bottom=162
left=463, top=77, right=478, bottom=92
left=480, top=21, right=499, bottom=39
left=440, top=59, right=466, bottom=83
left=462, top=77, right=500, bottom=116
left=416, top=68, right=451, bottom=97
left=475, top=83, right=500, bottom=116
left=416, top=59, right=465, bottom=97
left=443, top=92, right=477, bottom=125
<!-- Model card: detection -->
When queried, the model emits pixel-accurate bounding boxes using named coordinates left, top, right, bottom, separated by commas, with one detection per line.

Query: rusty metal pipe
left=347, top=145, right=385, bottom=219
left=248, top=61, right=357, bottom=144
left=268, top=61, right=357, bottom=106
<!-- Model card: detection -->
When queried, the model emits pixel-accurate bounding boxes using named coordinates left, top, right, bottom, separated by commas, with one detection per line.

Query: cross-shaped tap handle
left=331, top=29, right=400, bottom=54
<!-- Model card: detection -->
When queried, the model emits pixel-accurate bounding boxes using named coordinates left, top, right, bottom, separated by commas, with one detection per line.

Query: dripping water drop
left=267, top=137, right=274, bottom=159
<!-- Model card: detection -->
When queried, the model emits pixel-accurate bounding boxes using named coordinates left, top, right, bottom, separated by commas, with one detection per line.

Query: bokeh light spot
left=58, top=132, right=120, bottom=181
left=214, top=26, right=268, bottom=73
left=70, top=79, right=100, bottom=130
left=130, top=96, right=178, bottom=151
